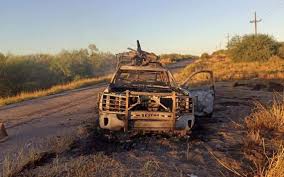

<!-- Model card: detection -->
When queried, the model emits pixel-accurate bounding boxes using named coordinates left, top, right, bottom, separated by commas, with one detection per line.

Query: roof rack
left=116, top=40, right=161, bottom=69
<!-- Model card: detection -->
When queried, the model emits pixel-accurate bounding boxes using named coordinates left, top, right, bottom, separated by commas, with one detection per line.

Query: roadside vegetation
left=187, top=34, right=284, bottom=177
left=176, top=55, right=284, bottom=83
left=0, top=44, right=116, bottom=98
left=228, top=34, right=280, bottom=62
left=0, top=44, right=196, bottom=106
left=159, top=53, right=197, bottom=64
left=0, top=75, right=111, bottom=106
left=176, top=35, right=284, bottom=83
left=245, top=96, right=284, bottom=177
left=214, top=96, right=284, bottom=177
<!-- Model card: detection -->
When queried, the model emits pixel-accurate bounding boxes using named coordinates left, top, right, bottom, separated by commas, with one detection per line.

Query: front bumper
left=99, top=111, right=194, bottom=132
left=98, top=91, right=194, bottom=133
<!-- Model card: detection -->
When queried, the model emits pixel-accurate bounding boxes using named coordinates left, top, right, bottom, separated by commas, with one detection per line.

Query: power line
left=250, top=11, right=262, bottom=35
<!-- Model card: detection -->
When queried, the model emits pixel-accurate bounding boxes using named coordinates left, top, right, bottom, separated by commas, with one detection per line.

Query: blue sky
left=0, top=0, right=284, bottom=55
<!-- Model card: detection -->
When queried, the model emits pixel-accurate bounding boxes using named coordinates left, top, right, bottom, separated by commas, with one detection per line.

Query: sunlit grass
left=265, top=148, right=284, bottom=177
left=245, top=95, right=284, bottom=177
left=175, top=56, right=284, bottom=83
left=0, top=75, right=111, bottom=106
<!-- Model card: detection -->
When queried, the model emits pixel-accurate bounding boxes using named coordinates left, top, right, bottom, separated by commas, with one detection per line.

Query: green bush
left=200, top=53, right=210, bottom=59
left=228, top=34, right=280, bottom=62
left=212, top=50, right=227, bottom=56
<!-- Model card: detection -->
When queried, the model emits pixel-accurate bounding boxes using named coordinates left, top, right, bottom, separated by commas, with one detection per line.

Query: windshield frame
left=111, top=68, right=177, bottom=88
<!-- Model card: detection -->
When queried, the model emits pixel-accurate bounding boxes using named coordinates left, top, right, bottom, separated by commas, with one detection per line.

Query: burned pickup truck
left=98, top=41, right=214, bottom=135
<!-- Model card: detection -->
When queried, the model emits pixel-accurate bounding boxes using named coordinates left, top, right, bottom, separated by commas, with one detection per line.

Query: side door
left=181, top=70, right=215, bottom=117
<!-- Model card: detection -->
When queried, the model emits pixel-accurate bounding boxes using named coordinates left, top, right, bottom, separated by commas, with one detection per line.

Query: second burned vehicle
left=98, top=41, right=215, bottom=135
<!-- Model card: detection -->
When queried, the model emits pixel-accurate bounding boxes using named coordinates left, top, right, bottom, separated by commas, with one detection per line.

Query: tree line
left=0, top=45, right=116, bottom=98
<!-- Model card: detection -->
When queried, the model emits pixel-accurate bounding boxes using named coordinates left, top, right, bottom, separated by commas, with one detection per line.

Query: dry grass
left=265, top=147, right=284, bottom=177
left=244, top=95, right=284, bottom=177
left=41, top=153, right=127, bottom=177
left=1, top=129, right=172, bottom=177
left=245, top=98, right=284, bottom=134
left=3, top=150, right=171, bottom=177
left=212, top=96, right=284, bottom=177
left=0, top=75, right=111, bottom=106
left=1, top=135, right=75, bottom=177
left=175, top=56, right=284, bottom=83
left=2, top=147, right=42, bottom=177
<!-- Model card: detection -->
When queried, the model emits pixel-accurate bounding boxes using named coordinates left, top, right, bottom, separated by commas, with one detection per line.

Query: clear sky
left=0, top=0, right=284, bottom=55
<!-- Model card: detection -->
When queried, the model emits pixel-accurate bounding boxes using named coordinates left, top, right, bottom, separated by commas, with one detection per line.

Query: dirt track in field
left=0, top=59, right=277, bottom=176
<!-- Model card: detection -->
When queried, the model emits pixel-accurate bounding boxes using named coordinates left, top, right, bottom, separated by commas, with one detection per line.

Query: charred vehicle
left=98, top=41, right=215, bottom=134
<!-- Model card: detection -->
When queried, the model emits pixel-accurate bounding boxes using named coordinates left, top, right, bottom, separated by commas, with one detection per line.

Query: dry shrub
left=2, top=147, right=42, bottom=177
left=244, top=95, right=284, bottom=177
left=265, top=148, right=284, bottom=177
left=227, top=34, right=279, bottom=62
left=246, top=130, right=262, bottom=145
left=245, top=98, right=284, bottom=134
left=48, top=135, right=76, bottom=153
left=207, top=96, right=284, bottom=177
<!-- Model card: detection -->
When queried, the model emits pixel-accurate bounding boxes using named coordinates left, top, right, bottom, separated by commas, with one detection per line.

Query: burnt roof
left=119, top=64, right=168, bottom=72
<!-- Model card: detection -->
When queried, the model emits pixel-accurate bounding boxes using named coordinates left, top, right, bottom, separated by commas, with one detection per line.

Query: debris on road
left=0, top=122, right=8, bottom=142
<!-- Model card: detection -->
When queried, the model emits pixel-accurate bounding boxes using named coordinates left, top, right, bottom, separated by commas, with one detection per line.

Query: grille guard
left=99, top=91, right=193, bottom=132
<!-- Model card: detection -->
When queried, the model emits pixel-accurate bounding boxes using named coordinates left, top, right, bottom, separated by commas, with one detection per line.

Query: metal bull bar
left=99, top=91, right=193, bottom=133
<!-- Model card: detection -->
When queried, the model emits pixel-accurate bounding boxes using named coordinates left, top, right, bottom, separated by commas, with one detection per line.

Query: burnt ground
left=1, top=80, right=279, bottom=177
left=0, top=59, right=281, bottom=176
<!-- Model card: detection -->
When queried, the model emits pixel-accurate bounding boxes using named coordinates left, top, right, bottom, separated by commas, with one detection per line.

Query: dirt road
left=0, top=59, right=193, bottom=164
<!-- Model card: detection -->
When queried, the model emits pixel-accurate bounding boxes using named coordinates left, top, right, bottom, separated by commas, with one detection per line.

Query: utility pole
left=226, top=33, right=230, bottom=48
left=250, top=11, right=262, bottom=35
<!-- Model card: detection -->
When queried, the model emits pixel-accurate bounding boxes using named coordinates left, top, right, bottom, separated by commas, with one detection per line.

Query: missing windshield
left=114, top=70, right=170, bottom=87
